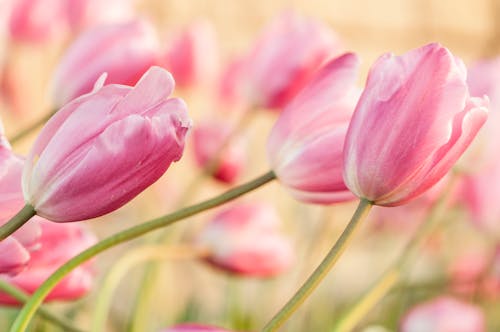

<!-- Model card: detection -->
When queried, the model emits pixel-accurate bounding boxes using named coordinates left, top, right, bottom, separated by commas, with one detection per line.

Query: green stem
left=92, top=245, right=206, bottom=332
left=331, top=177, right=456, bottom=332
left=9, top=110, right=57, bottom=145
left=0, top=205, right=36, bottom=241
left=10, top=170, right=276, bottom=332
left=262, top=199, right=373, bottom=332
left=0, top=280, right=83, bottom=332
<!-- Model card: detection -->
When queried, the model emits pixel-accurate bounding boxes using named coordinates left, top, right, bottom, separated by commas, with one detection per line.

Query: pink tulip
left=8, top=0, right=69, bottom=44
left=0, top=220, right=96, bottom=305
left=343, top=43, right=488, bottom=206
left=0, top=124, right=42, bottom=275
left=51, top=19, right=160, bottom=107
left=400, top=296, right=485, bottom=332
left=161, top=324, right=234, bottom=332
left=23, top=66, right=191, bottom=222
left=163, top=20, right=220, bottom=89
left=267, top=53, right=359, bottom=204
left=192, top=121, right=246, bottom=184
left=195, top=202, right=294, bottom=277
left=237, top=11, right=342, bottom=110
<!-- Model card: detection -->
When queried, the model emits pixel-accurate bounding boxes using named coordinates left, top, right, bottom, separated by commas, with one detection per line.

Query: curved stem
left=92, top=245, right=207, bottom=332
left=9, top=110, right=57, bottom=145
left=262, top=199, right=373, bottom=332
left=0, top=280, right=83, bottom=332
left=332, top=177, right=457, bottom=332
left=0, top=205, right=36, bottom=241
left=10, top=170, right=276, bottom=332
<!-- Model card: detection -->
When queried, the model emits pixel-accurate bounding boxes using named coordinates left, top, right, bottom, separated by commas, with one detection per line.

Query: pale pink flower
left=267, top=53, right=359, bottom=204
left=51, top=19, right=160, bottom=107
left=195, top=202, right=294, bottom=277
left=343, top=43, right=488, bottom=206
left=0, top=220, right=96, bottom=305
left=192, top=121, right=246, bottom=184
left=23, top=67, right=191, bottom=222
left=236, top=11, right=342, bottom=110
left=163, top=20, right=220, bottom=89
left=161, top=324, right=235, bottom=332
left=0, top=123, right=41, bottom=275
left=400, top=296, right=485, bottom=332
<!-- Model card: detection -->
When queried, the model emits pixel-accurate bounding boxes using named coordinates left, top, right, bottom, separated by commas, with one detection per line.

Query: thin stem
left=0, top=280, right=84, bottom=332
left=9, top=110, right=57, bottom=145
left=332, top=177, right=457, bottom=332
left=10, top=170, right=276, bottom=332
left=0, top=205, right=36, bottom=241
left=92, top=245, right=207, bottom=332
left=262, top=199, right=373, bottom=332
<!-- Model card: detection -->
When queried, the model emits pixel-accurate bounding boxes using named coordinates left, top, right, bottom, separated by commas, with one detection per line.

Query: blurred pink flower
left=195, top=202, right=294, bottom=277
left=343, top=43, right=488, bottom=206
left=8, top=0, right=69, bottom=44
left=0, top=220, right=96, bottom=305
left=163, top=20, right=220, bottom=89
left=400, top=296, right=485, bottom=332
left=192, top=121, right=246, bottom=184
left=51, top=19, right=160, bottom=107
left=23, top=67, right=191, bottom=222
left=235, top=11, right=342, bottom=110
left=267, top=53, right=359, bottom=204
left=161, top=324, right=235, bottom=332
left=0, top=122, right=42, bottom=275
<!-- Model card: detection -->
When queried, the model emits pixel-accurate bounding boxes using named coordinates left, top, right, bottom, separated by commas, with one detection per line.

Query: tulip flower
left=267, top=53, right=359, bottom=204
left=195, top=202, right=294, bottom=277
left=343, top=43, right=488, bottom=206
left=163, top=20, right=220, bottom=89
left=0, top=220, right=96, bottom=305
left=192, top=121, right=246, bottom=184
left=0, top=124, right=42, bottom=275
left=236, top=11, right=342, bottom=110
left=51, top=19, right=160, bottom=107
left=22, top=66, right=191, bottom=222
left=400, top=296, right=485, bottom=332
left=161, top=324, right=234, bottom=332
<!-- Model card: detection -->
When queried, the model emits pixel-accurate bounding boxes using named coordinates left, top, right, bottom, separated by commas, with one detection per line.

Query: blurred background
left=1, top=1, right=500, bottom=332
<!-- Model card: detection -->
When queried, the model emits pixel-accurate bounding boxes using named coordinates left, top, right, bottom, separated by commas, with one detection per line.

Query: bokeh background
left=1, top=1, right=500, bottom=331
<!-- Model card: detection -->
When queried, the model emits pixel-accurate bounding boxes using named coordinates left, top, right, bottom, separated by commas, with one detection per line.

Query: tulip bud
left=23, top=66, right=191, bottom=222
left=195, top=202, right=294, bottom=277
left=267, top=53, right=359, bottom=204
left=192, top=121, right=246, bottom=184
left=343, top=43, right=488, bottom=206
left=51, top=19, right=160, bottom=107
left=236, top=11, right=342, bottom=110
left=400, top=296, right=485, bottom=332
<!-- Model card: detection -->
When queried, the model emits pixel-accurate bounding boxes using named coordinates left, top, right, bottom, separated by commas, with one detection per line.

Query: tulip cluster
left=0, top=6, right=497, bottom=332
